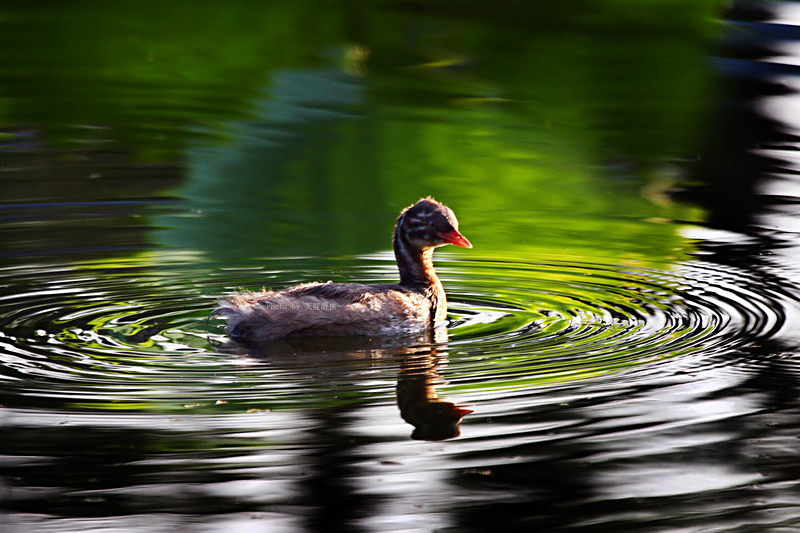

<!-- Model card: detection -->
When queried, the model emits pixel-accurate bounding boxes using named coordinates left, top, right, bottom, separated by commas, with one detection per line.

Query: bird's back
left=214, top=282, right=432, bottom=342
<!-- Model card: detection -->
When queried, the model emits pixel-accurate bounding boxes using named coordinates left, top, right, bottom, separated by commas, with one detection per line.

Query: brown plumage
left=213, top=197, right=472, bottom=342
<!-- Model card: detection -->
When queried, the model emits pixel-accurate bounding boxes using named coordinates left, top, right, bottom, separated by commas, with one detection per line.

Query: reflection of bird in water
left=213, top=197, right=471, bottom=342
left=396, top=345, right=472, bottom=441
left=216, top=328, right=472, bottom=441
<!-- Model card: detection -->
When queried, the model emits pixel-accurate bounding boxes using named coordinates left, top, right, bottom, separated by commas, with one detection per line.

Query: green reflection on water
left=159, top=90, right=701, bottom=265
left=0, top=0, right=716, bottom=264
left=0, top=0, right=716, bottom=160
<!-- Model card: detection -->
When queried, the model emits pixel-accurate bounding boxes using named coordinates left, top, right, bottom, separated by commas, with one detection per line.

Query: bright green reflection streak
left=161, top=104, right=702, bottom=264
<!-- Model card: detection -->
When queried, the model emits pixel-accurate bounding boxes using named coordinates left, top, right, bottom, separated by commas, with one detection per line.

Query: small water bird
left=214, top=197, right=472, bottom=342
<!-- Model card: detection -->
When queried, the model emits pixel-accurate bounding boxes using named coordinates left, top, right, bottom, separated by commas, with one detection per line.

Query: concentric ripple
left=0, top=252, right=790, bottom=411
left=442, top=258, right=790, bottom=386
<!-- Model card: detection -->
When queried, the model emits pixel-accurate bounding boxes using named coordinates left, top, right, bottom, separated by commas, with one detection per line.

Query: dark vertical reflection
left=297, top=408, right=383, bottom=533
left=681, top=2, right=800, bottom=518
left=681, top=0, right=800, bottom=235
left=681, top=0, right=800, bottom=324
left=683, top=53, right=795, bottom=234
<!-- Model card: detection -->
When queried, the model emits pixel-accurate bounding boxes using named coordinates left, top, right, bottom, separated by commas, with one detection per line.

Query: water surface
left=3, top=1, right=800, bottom=531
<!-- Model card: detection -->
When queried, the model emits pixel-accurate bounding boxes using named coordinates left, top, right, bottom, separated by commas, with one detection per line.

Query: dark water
left=4, top=1, right=800, bottom=531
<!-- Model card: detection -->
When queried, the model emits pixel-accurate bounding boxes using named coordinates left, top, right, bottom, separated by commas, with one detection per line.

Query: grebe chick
left=214, top=197, right=471, bottom=342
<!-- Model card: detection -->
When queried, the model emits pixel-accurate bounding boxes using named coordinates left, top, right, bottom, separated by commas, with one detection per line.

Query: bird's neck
left=393, top=231, right=441, bottom=290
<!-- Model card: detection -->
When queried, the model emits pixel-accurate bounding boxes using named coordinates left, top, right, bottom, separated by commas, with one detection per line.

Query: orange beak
left=439, top=229, right=472, bottom=248
left=453, top=405, right=474, bottom=418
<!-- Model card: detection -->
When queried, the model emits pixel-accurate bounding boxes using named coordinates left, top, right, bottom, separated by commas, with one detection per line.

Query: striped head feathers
left=395, top=197, right=471, bottom=250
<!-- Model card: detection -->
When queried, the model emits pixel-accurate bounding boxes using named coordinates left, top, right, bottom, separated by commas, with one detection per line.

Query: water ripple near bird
left=0, top=252, right=788, bottom=413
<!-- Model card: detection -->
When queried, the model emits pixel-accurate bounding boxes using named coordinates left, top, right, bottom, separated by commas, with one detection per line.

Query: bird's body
left=214, top=197, right=471, bottom=342
left=216, top=281, right=438, bottom=341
